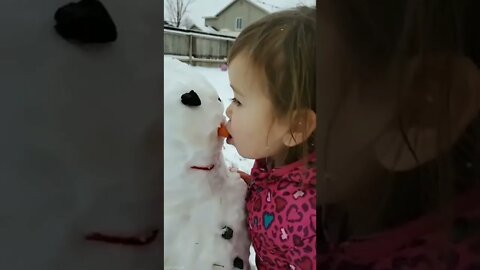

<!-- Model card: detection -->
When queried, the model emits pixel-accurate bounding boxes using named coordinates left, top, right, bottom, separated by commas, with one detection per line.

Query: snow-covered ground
left=192, top=65, right=258, bottom=269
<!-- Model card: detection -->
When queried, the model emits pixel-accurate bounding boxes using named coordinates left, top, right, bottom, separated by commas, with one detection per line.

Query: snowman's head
left=164, top=57, right=226, bottom=169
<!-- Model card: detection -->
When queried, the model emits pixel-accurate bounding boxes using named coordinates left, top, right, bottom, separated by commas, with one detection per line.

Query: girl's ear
left=375, top=54, right=480, bottom=171
left=282, top=109, right=316, bottom=147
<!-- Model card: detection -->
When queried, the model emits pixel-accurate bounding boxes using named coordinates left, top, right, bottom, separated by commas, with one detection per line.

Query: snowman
left=0, top=0, right=164, bottom=269
left=163, top=57, right=250, bottom=270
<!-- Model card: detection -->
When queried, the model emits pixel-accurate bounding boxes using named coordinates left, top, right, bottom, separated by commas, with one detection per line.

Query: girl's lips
left=226, top=135, right=233, bottom=145
left=225, top=125, right=233, bottom=144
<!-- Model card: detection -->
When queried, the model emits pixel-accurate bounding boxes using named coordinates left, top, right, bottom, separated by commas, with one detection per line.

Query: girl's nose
left=226, top=103, right=233, bottom=118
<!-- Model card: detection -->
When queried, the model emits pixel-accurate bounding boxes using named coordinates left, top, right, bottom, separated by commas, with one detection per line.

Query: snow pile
left=192, top=65, right=258, bottom=269
left=164, top=57, right=250, bottom=270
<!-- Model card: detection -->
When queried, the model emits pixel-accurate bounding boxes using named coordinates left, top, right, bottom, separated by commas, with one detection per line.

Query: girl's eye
left=231, top=97, right=242, bottom=106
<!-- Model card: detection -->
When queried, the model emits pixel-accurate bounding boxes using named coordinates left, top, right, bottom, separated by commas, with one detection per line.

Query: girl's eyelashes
left=231, top=97, right=242, bottom=106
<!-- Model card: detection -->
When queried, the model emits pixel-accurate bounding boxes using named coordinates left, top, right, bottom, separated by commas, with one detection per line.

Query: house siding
left=205, top=0, right=268, bottom=32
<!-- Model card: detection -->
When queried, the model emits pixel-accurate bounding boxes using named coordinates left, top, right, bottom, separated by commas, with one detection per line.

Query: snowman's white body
left=164, top=57, right=250, bottom=270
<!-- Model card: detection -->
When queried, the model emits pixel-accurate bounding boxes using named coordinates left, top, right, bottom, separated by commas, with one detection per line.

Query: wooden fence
left=164, top=26, right=236, bottom=66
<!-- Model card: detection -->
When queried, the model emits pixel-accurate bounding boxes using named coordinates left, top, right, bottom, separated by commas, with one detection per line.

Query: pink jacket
left=246, top=153, right=316, bottom=270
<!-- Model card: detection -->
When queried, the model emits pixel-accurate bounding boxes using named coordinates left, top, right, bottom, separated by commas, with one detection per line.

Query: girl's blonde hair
left=227, top=6, right=316, bottom=164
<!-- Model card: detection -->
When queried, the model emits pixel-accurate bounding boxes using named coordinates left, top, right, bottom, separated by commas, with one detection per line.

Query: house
left=204, top=0, right=314, bottom=36
left=164, top=0, right=228, bottom=34
left=183, top=17, right=218, bottom=33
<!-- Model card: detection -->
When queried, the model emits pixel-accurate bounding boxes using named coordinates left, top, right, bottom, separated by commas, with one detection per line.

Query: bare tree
left=166, top=0, right=195, bottom=28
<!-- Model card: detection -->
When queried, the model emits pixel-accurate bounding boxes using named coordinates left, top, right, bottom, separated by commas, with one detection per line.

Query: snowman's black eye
left=218, top=97, right=222, bottom=102
left=181, top=90, right=201, bottom=107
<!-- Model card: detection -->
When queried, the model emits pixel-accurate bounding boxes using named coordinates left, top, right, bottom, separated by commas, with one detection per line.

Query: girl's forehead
left=229, top=54, right=256, bottom=76
left=229, top=55, right=269, bottom=95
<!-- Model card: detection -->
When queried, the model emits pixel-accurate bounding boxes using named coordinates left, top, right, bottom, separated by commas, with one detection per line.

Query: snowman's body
left=164, top=57, right=250, bottom=270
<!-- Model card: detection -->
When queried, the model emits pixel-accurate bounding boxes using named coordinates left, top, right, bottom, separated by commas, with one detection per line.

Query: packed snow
left=192, top=65, right=258, bottom=269
left=164, top=57, right=252, bottom=270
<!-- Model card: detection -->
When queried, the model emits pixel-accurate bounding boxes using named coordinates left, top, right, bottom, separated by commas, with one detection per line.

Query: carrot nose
left=218, top=124, right=230, bottom=138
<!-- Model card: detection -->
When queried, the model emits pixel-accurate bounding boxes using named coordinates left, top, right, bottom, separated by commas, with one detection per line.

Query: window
left=235, top=17, right=243, bottom=30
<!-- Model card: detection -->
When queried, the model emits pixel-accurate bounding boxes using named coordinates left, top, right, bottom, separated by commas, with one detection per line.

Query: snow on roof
left=246, top=0, right=316, bottom=14
left=186, top=0, right=236, bottom=33
left=253, top=0, right=297, bottom=13
left=205, top=0, right=316, bottom=17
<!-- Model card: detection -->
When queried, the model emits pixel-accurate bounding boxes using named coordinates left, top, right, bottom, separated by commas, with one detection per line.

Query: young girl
left=313, top=0, right=480, bottom=269
left=225, top=6, right=317, bottom=270
left=228, top=0, right=480, bottom=269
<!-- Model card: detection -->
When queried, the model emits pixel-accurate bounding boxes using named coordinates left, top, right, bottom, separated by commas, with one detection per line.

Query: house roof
left=203, top=0, right=238, bottom=19
left=247, top=0, right=284, bottom=13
